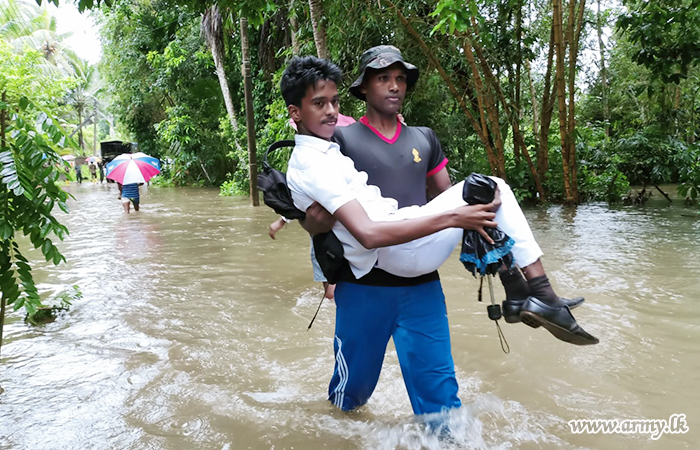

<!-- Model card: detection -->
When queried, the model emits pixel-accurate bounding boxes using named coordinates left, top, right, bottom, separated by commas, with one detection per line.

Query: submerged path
left=1, top=183, right=698, bottom=449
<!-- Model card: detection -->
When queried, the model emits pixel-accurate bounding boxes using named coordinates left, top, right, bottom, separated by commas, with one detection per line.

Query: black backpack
left=257, top=140, right=345, bottom=283
left=256, top=140, right=306, bottom=220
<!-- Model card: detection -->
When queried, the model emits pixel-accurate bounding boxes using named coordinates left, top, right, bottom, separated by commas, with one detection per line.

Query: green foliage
left=52, top=0, right=700, bottom=207
left=613, top=126, right=687, bottom=186
left=219, top=177, right=247, bottom=196
left=0, top=100, right=75, bottom=315
left=100, top=0, right=240, bottom=186
left=148, top=174, right=174, bottom=187
left=1, top=32, right=78, bottom=320
left=24, top=284, right=81, bottom=326
left=676, top=144, right=700, bottom=204
left=618, top=0, right=700, bottom=84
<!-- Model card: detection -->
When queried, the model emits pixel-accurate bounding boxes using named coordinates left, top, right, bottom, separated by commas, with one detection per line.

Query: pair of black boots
left=499, top=268, right=599, bottom=345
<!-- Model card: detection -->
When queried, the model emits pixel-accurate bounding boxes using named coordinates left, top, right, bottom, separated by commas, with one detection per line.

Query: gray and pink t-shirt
left=333, top=117, right=448, bottom=208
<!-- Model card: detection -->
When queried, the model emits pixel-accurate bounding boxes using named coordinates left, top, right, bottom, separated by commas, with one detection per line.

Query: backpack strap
left=263, top=140, right=295, bottom=170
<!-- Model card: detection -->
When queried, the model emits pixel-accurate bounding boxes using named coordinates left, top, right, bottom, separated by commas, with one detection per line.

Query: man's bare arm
left=299, top=202, right=336, bottom=235
left=426, top=167, right=452, bottom=199
left=333, top=199, right=497, bottom=249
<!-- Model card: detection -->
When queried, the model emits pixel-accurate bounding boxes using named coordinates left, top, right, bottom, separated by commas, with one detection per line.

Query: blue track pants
left=328, top=280, right=461, bottom=415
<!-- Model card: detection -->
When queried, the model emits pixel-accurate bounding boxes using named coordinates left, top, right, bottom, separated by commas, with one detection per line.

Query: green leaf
left=52, top=251, right=63, bottom=265
left=40, top=222, right=52, bottom=238
left=13, top=298, right=25, bottom=311
left=0, top=223, right=12, bottom=240
left=41, top=239, right=52, bottom=257
left=19, top=97, right=29, bottom=111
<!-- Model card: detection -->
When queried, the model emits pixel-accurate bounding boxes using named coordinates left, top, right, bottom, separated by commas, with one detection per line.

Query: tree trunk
left=465, top=23, right=545, bottom=198
left=289, top=0, right=301, bottom=55
left=202, top=6, right=243, bottom=152
left=462, top=41, right=506, bottom=178
left=553, top=0, right=572, bottom=202
left=539, top=24, right=556, bottom=182
left=513, top=0, right=523, bottom=162
left=566, top=0, right=586, bottom=202
left=93, top=99, right=97, bottom=154
left=77, top=109, right=84, bottom=151
left=527, top=60, right=539, bottom=142
left=308, top=0, right=329, bottom=59
left=596, top=0, right=609, bottom=138
left=240, top=17, right=259, bottom=206
left=0, top=91, right=5, bottom=361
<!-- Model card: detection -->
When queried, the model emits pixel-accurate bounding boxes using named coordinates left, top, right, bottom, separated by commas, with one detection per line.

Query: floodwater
left=1, top=183, right=698, bottom=449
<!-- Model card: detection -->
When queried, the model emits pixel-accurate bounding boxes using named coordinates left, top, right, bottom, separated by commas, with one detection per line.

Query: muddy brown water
left=1, top=183, right=698, bottom=449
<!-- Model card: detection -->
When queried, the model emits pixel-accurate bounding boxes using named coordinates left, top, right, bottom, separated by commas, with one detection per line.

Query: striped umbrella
left=106, top=152, right=161, bottom=184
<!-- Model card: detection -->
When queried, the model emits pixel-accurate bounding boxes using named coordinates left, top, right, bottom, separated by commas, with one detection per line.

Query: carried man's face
left=361, top=63, right=407, bottom=116
left=290, top=80, right=340, bottom=140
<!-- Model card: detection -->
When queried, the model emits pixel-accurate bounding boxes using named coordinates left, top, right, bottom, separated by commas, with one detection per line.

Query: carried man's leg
left=490, top=177, right=598, bottom=345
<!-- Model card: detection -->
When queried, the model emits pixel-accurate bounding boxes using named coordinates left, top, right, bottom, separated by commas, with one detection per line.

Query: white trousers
left=375, top=177, right=543, bottom=278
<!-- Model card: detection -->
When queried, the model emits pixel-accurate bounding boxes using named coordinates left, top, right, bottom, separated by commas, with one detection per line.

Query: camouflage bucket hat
left=349, top=45, right=419, bottom=101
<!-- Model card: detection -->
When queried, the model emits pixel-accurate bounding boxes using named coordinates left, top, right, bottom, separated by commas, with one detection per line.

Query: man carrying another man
left=280, top=46, right=597, bottom=416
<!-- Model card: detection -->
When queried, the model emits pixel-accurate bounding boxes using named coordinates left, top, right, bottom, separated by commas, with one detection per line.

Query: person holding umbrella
left=120, top=183, right=140, bottom=213
left=106, top=152, right=161, bottom=213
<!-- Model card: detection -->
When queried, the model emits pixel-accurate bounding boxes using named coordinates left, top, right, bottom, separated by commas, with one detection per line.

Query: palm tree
left=0, top=0, right=36, bottom=40
left=1, top=0, right=80, bottom=76
left=65, top=59, right=106, bottom=154
left=201, top=5, right=242, bottom=152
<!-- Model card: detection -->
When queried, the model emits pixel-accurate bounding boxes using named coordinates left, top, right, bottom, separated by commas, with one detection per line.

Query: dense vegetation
left=92, top=0, right=700, bottom=204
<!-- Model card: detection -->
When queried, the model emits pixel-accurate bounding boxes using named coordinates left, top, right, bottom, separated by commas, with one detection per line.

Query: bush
left=25, top=285, right=81, bottom=326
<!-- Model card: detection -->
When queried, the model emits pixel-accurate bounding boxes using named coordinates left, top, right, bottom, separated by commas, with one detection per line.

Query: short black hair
left=280, top=56, right=342, bottom=107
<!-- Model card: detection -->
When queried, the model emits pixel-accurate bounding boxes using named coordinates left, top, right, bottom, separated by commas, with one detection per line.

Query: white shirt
left=286, top=134, right=399, bottom=278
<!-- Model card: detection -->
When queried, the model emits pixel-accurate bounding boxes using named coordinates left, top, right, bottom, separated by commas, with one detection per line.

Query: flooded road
left=1, top=183, right=698, bottom=449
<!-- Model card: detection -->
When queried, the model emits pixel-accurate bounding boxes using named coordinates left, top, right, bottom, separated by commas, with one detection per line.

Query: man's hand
left=453, top=203, right=498, bottom=244
left=300, top=202, right=335, bottom=235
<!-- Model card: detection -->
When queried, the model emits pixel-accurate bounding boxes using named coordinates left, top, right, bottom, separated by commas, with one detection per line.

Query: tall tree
left=596, top=0, right=609, bottom=137
left=553, top=0, right=586, bottom=203
left=239, top=16, right=258, bottom=206
left=538, top=24, right=556, bottom=184
left=414, top=0, right=545, bottom=198
left=202, top=5, right=242, bottom=152
left=308, top=0, right=328, bottom=59
left=288, top=0, right=300, bottom=55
